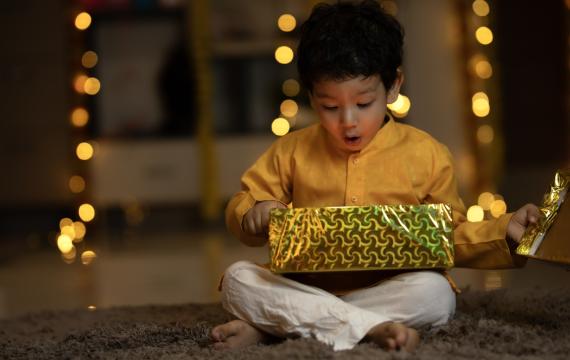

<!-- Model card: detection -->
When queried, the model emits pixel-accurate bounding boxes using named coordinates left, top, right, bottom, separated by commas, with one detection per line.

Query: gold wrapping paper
left=516, top=169, right=570, bottom=265
left=268, top=204, right=454, bottom=273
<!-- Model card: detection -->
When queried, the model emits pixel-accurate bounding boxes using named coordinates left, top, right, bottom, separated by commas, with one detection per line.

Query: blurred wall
left=0, top=0, right=72, bottom=207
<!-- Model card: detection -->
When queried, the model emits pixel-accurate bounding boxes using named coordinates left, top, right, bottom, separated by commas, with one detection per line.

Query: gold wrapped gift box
left=268, top=204, right=454, bottom=273
left=516, top=169, right=570, bottom=265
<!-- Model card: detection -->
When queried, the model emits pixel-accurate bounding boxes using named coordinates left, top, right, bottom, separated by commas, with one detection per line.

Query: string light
left=71, top=107, right=89, bottom=127
left=57, top=234, right=74, bottom=253
left=81, top=250, right=97, bottom=265
left=78, top=203, right=96, bottom=222
left=474, top=59, right=493, bottom=79
left=59, top=217, right=73, bottom=229
left=477, top=192, right=495, bottom=210
left=73, top=73, right=88, bottom=94
left=477, top=124, right=494, bottom=144
left=280, top=99, right=298, bottom=117
left=277, top=14, right=296, bottom=32
left=387, top=94, right=411, bottom=118
left=271, top=117, right=290, bottom=136
left=275, top=46, right=294, bottom=64
left=74, top=12, right=92, bottom=30
left=472, top=0, right=490, bottom=17
left=475, top=26, right=493, bottom=45
left=81, top=51, right=98, bottom=68
left=76, top=142, right=94, bottom=160
left=69, top=175, right=86, bottom=193
left=73, top=221, right=86, bottom=241
left=84, top=77, right=101, bottom=95
left=472, top=91, right=490, bottom=117
left=467, top=205, right=484, bottom=222
left=489, top=199, right=507, bottom=218
left=282, top=79, right=300, bottom=97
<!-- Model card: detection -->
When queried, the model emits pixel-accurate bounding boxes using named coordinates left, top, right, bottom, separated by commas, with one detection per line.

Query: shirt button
left=351, top=196, right=358, bottom=203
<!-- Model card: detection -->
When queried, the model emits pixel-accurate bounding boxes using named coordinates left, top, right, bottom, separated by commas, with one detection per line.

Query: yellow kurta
left=226, top=118, right=524, bottom=292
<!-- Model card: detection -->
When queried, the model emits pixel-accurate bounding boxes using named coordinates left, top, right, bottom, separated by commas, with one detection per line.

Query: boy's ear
left=387, top=69, right=404, bottom=104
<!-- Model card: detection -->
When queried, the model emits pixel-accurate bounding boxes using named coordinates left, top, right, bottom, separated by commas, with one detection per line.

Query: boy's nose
left=341, top=109, right=357, bottom=128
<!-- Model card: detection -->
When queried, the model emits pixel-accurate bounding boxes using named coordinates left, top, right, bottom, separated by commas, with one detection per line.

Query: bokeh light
left=57, top=234, right=74, bottom=253
left=59, top=217, right=73, bottom=229
left=477, top=192, right=495, bottom=210
left=277, top=14, right=296, bottom=32
left=280, top=99, right=298, bottom=117
left=73, top=74, right=88, bottom=94
left=76, top=142, right=94, bottom=160
left=61, top=246, right=77, bottom=263
left=61, top=225, right=76, bottom=239
left=282, top=79, right=300, bottom=97
left=84, top=77, right=101, bottom=95
left=475, top=59, right=493, bottom=79
left=472, top=0, right=490, bottom=17
left=472, top=92, right=490, bottom=117
left=79, top=203, right=96, bottom=222
left=81, top=51, right=98, bottom=68
left=475, top=26, right=493, bottom=45
left=275, top=46, right=294, bottom=64
left=73, top=221, right=86, bottom=241
left=467, top=205, right=484, bottom=222
left=387, top=94, right=411, bottom=118
left=75, top=12, right=92, bottom=30
left=477, top=125, right=494, bottom=144
left=81, top=250, right=97, bottom=265
left=69, top=175, right=86, bottom=193
left=71, top=107, right=89, bottom=127
left=490, top=199, right=507, bottom=218
left=271, top=117, right=290, bottom=136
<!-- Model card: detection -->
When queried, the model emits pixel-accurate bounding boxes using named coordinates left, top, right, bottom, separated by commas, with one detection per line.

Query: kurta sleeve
left=423, top=142, right=526, bottom=269
left=225, top=138, right=293, bottom=247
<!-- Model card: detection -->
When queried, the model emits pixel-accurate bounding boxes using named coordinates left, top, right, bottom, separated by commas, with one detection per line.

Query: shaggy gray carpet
left=1, top=288, right=570, bottom=359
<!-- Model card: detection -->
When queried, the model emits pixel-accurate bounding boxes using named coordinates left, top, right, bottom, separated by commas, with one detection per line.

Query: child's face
left=311, top=74, right=401, bottom=154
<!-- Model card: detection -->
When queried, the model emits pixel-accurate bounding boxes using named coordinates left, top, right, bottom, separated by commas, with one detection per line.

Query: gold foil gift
left=268, top=204, right=454, bottom=273
left=516, top=169, right=570, bottom=265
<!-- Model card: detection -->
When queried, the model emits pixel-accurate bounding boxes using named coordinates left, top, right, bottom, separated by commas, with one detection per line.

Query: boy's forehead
left=312, top=75, right=382, bottom=97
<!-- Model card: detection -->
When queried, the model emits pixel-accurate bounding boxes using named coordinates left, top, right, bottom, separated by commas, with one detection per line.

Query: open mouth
left=344, top=135, right=361, bottom=146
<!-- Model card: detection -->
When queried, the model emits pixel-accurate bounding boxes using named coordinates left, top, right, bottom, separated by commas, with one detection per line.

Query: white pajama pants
left=220, top=261, right=456, bottom=351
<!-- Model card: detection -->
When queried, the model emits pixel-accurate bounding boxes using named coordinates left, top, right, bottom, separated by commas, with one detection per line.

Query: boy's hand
left=243, top=201, right=287, bottom=236
left=507, top=203, right=541, bottom=243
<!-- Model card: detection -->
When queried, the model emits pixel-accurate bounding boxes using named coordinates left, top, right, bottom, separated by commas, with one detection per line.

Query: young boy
left=211, top=0, right=540, bottom=352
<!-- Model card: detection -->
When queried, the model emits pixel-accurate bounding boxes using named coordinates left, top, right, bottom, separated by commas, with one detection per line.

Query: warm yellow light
left=75, top=12, right=92, bottom=30
left=59, top=217, right=73, bottom=229
left=280, top=99, right=299, bottom=117
left=73, top=74, right=88, bottom=94
left=490, top=199, right=507, bottom=218
left=381, top=0, right=398, bottom=16
left=81, top=250, right=97, bottom=265
left=472, top=0, right=490, bottom=17
left=472, top=92, right=490, bottom=117
left=61, top=225, right=76, bottom=239
left=271, top=117, right=290, bottom=136
left=76, top=142, right=94, bottom=160
left=467, top=205, right=485, bottom=222
left=79, top=203, right=96, bottom=222
left=275, top=46, right=294, bottom=64
left=73, top=221, right=86, bottom=241
left=81, top=51, right=98, bottom=68
left=61, top=246, right=76, bottom=263
left=57, top=234, right=74, bottom=253
left=88, top=305, right=97, bottom=311
left=69, top=175, right=86, bottom=193
left=475, top=26, right=493, bottom=45
left=387, top=94, right=411, bottom=118
left=71, top=107, right=89, bottom=127
left=477, top=125, right=494, bottom=144
left=277, top=14, right=296, bottom=32
left=477, top=192, right=495, bottom=210
left=84, top=77, right=101, bottom=95
left=475, top=59, right=493, bottom=79
left=282, top=79, right=300, bottom=97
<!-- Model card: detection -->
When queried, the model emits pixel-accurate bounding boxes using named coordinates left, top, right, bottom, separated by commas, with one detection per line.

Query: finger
left=526, top=204, right=541, bottom=223
left=254, top=210, right=263, bottom=234
left=244, top=215, right=255, bottom=235
left=261, top=210, right=270, bottom=232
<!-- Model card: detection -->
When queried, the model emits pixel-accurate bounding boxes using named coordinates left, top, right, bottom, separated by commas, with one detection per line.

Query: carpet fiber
left=2, top=288, right=570, bottom=359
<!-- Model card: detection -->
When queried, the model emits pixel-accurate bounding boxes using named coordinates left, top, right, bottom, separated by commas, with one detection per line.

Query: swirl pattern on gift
left=268, top=204, right=454, bottom=273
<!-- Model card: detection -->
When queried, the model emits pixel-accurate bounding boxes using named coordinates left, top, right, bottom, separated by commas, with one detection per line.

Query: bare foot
left=364, top=322, right=420, bottom=352
left=210, top=319, right=268, bottom=350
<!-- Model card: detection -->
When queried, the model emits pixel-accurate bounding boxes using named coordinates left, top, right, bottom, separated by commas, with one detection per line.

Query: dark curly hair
left=297, top=0, right=404, bottom=93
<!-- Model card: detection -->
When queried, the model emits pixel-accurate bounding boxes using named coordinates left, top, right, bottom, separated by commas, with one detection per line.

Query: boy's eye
left=357, top=102, right=372, bottom=109
left=322, top=105, right=338, bottom=111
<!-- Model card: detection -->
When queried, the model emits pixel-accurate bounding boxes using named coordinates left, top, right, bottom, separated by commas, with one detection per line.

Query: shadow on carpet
left=1, top=288, right=570, bottom=359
